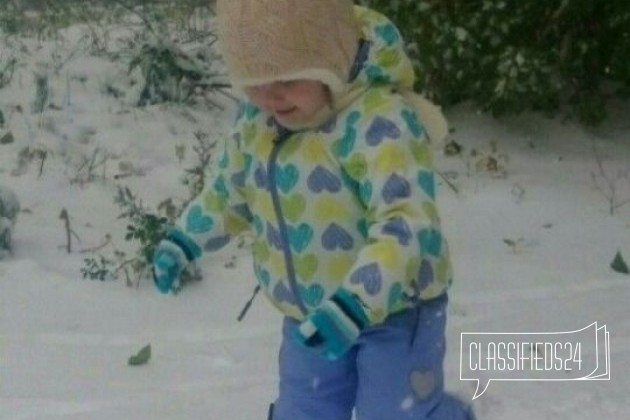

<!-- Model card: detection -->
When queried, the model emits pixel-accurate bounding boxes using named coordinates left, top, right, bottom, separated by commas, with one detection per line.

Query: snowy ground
left=1, top=25, right=629, bottom=420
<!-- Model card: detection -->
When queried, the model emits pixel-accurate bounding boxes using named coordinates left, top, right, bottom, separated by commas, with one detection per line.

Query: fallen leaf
left=128, top=344, right=151, bottom=366
left=611, top=252, right=629, bottom=275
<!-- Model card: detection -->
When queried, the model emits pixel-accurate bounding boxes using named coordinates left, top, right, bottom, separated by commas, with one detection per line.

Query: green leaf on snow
left=611, top=251, right=629, bottom=275
left=128, top=344, right=151, bottom=366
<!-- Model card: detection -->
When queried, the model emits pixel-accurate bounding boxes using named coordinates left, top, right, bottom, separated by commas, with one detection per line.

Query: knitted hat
left=216, top=0, right=361, bottom=94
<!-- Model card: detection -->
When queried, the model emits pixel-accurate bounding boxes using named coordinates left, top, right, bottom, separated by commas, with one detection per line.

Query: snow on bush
left=0, top=185, right=20, bottom=258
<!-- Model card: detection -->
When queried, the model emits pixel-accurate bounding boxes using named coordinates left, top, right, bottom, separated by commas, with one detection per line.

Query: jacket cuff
left=165, top=227, right=202, bottom=262
left=329, top=288, right=370, bottom=330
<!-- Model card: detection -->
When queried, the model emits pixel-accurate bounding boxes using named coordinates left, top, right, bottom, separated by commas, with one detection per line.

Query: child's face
left=244, top=80, right=330, bottom=127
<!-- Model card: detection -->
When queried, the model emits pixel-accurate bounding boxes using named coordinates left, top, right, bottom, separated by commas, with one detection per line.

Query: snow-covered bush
left=1, top=0, right=228, bottom=109
left=0, top=1, right=214, bottom=38
left=0, top=186, right=20, bottom=258
left=360, top=0, right=630, bottom=125
left=0, top=57, right=17, bottom=90
left=81, top=131, right=216, bottom=287
left=129, top=37, right=226, bottom=106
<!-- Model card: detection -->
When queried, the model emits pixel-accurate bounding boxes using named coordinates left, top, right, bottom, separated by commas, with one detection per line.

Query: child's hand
left=152, top=228, right=201, bottom=294
left=294, top=289, right=369, bottom=360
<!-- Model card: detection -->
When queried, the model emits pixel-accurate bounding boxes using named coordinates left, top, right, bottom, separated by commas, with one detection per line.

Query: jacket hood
left=238, top=6, right=448, bottom=142
left=336, top=6, right=447, bottom=143
left=350, top=6, right=416, bottom=92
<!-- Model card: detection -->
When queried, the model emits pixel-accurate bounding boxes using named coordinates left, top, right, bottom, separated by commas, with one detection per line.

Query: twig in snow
left=437, top=171, right=459, bottom=195
left=70, top=147, right=113, bottom=185
left=79, top=233, right=112, bottom=254
left=59, top=209, right=80, bottom=253
left=37, top=149, right=48, bottom=178
left=590, top=140, right=630, bottom=215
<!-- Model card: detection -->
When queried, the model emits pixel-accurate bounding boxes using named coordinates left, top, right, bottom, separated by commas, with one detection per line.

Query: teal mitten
left=152, top=228, right=201, bottom=293
left=295, top=289, right=369, bottom=360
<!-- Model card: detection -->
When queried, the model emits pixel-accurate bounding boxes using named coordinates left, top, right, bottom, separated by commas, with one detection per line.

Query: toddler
left=153, top=1, right=474, bottom=419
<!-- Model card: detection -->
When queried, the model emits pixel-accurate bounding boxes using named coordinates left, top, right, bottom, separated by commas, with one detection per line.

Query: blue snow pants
left=271, top=294, right=474, bottom=420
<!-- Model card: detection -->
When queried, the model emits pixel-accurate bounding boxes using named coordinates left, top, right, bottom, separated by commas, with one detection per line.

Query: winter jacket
left=176, top=7, right=453, bottom=324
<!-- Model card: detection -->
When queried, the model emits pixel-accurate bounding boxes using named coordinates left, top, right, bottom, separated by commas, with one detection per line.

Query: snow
left=1, top=25, right=630, bottom=420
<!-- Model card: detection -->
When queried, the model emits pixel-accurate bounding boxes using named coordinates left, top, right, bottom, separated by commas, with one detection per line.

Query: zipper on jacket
left=267, top=129, right=309, bottom=316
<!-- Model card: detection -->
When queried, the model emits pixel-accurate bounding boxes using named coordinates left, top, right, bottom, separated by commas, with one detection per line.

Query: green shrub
left=360, top=0, right=630, bottom=125
left=80, top=130, right=216, bottom=288
left=129, top=39, right=226, bottom=106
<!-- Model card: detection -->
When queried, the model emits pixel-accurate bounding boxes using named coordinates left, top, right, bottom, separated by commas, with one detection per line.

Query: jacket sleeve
left=175, top=107, right=253, bottom=255
left=337, top=100, right=451, bottom=324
